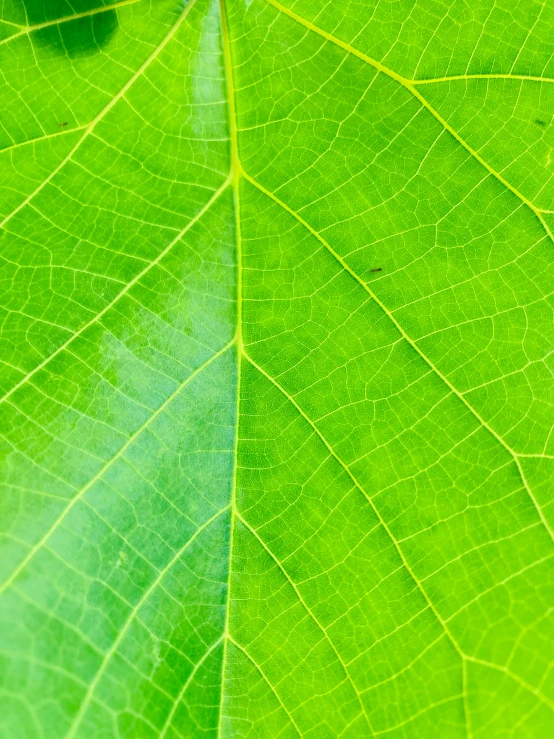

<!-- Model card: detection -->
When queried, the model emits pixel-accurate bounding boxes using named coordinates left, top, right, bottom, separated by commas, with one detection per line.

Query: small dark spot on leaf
left=535, top=119, right=546, bottom=126
left=59, top=122, right=68, bottom=127
left=370, top=267, right=382, bottom=273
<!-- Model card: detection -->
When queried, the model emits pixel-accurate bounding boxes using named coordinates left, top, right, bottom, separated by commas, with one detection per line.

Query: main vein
left=218, top=2, right=242, bottom=737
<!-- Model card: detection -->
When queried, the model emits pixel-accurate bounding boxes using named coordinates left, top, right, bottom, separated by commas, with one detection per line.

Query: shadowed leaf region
left=1, top=0, right=124, bottom=55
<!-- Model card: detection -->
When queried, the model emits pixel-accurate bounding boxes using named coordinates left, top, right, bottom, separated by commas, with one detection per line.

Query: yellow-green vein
left=218, top=1, right=242, bottom=736
left=229, top=636, right=303, bottom=738
left=236, top=510, right=376, bottom=736
left=264, top=0, right=554, bottom=246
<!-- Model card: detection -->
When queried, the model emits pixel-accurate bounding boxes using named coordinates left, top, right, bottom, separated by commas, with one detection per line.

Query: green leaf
left=1, top=0, right=553, bottom=736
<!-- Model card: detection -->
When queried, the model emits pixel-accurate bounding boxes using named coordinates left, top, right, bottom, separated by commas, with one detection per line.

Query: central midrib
left=218, top=1, right=242, bottom=736
left=216, top=3, right=367, bottom=735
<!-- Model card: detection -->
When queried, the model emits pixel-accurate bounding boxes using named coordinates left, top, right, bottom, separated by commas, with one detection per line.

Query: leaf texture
left=1, top=0, right=553, bottom=737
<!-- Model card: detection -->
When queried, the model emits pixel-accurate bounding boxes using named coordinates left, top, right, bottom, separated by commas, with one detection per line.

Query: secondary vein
left=264, top=0, right=554, bottom=246
left=241, top=169, right=554, bottom=544
left=237, top=509, right=376, bottom=735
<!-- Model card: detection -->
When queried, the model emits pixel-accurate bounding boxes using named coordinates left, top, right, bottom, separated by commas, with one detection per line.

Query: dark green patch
left=19, top=0, right=119, bottom=56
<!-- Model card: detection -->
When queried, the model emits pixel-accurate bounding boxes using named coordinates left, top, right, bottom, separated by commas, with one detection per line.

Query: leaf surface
left=1, top=0, right=553, bottom=737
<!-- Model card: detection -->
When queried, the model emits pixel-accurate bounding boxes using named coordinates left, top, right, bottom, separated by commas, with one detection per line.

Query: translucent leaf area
left=1, top=0, right=553, bottom=736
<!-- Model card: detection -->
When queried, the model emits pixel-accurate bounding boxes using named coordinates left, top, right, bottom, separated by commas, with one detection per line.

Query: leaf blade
left=1, top=0, right=553, bottom=737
